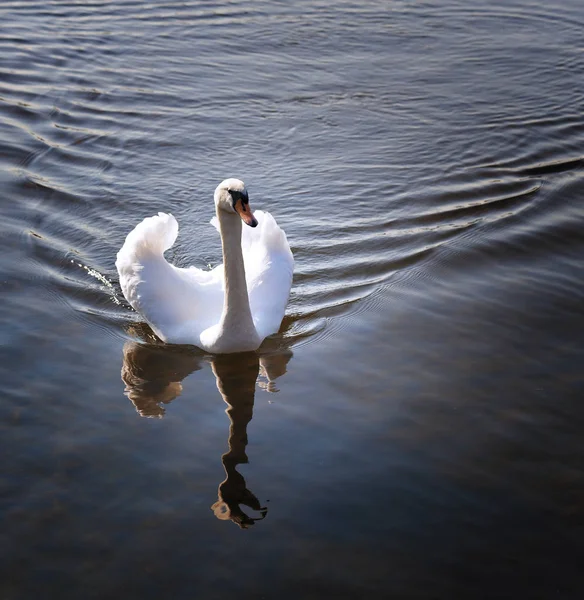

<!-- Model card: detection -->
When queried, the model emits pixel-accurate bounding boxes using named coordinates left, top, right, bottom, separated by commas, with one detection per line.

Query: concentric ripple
left=2, top=0, right=584, bottom=349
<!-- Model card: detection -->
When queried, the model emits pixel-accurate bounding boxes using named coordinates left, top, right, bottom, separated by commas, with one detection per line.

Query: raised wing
left=116, top=212, right=224, bottom=344
left=241, top=210, right=294, bottom=341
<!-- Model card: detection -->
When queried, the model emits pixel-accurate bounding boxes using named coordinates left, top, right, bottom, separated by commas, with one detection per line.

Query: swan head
left=214, top=178, right=258, bottom=227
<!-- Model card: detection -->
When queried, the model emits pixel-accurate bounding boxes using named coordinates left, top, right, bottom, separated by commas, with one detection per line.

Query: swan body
left=116, top=179, right=293, bottom=353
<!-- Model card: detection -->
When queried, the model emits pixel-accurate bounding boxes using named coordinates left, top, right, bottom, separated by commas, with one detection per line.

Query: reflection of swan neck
left=217, top=208, right=255, bottom=336
left=223, top=389, right=254, bottom=465
left=210, top=355, right=267, bottom=527
left=212, top=355, right=258, bottom=462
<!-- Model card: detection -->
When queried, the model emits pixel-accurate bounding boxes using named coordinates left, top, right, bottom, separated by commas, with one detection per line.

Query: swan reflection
left=121, top=339, right=292, bottom=527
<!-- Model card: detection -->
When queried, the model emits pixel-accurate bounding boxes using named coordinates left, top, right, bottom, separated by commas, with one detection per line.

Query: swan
left=116, top=178, right=294, bottom=353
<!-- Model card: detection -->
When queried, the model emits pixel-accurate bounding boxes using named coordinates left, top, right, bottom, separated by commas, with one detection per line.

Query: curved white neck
left=216, top=208, right=259, bottom=350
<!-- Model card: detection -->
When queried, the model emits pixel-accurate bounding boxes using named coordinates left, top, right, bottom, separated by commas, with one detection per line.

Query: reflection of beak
left=235, top=201, right=258, bottom=227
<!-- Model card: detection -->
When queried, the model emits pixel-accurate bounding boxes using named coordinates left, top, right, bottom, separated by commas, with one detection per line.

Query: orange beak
left=234, top=199, right=258, bottom=227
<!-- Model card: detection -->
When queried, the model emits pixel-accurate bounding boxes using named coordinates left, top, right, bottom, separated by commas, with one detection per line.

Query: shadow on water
left=121, top=336, right=292, bottom=528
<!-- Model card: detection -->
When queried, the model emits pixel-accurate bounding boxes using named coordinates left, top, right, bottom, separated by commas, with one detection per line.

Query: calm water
left=2, top=0, right=584, bottom=597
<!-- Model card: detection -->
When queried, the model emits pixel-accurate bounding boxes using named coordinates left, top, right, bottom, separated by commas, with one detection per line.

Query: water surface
left=2, top=1, right=584, bottom=598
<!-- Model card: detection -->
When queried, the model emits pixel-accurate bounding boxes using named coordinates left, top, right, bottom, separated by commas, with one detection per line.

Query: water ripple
left=1, top=0, right=583, bottom=350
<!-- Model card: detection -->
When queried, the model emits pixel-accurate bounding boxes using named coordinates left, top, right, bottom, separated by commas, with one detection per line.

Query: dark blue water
left=2, top=1, right=584, bottom=597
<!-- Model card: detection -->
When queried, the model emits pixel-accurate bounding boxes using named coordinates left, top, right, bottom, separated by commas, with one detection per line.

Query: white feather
left=116, top=208, right=293, bottom=352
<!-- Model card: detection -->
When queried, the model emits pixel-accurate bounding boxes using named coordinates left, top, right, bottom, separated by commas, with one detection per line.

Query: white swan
left=116, top=178, right=294, bottom=353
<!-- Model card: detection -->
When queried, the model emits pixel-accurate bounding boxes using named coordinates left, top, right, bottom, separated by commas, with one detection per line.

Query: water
left=2, top=0, right=584, bottom=597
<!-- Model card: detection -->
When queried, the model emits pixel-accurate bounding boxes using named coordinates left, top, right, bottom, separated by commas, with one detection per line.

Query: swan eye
left=229, top=189, right=249, bottom=211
